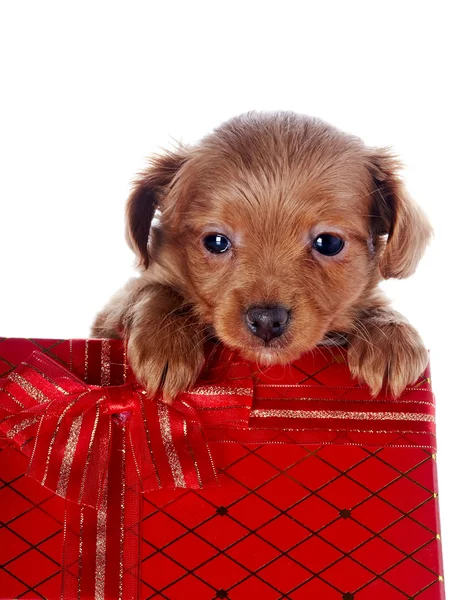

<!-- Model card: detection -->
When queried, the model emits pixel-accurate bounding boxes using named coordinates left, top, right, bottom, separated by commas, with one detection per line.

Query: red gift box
left=0, top=337, right=445, bottom=599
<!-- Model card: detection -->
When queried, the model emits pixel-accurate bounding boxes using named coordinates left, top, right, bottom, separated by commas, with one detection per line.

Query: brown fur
left=92, top=112, right=432, bottom=401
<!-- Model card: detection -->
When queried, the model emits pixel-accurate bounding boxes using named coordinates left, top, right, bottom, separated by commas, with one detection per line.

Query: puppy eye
left=313, top=234, right=345, bottom=256
left=203, top=233, right=231, bottom=254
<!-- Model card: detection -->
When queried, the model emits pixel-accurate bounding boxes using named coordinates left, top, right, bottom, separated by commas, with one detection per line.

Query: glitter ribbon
left=0, top=350, right=253, bottom=599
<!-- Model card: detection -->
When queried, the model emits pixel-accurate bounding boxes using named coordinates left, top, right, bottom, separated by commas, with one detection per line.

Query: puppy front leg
left=92, top=281, right=206, bottom=402
left=347, top=307, right=429, bottom=397
left=125, top=285, right=206, bottom=402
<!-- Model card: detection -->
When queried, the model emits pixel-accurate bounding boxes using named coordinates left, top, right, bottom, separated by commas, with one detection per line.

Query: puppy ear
left=368, top=149, right=432, bottom=279
left=126, top=148, right=189, bottom=268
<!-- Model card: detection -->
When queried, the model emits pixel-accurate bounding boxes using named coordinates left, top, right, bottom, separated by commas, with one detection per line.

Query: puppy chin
left=253, top=348, right=287, bottom=366
left=253, top=345, right=315, bottom=366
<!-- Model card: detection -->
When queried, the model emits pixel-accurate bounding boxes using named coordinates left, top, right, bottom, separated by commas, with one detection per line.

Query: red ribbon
left=0, top=350, right=254, bottom=599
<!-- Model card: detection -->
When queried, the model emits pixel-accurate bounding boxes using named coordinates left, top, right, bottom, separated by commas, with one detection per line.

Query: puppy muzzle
left=245, top=305, right=290, bottom=342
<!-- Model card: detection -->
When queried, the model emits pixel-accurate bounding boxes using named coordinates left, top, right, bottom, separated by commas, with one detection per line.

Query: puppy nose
left=245, top=305, right=290, bottom=342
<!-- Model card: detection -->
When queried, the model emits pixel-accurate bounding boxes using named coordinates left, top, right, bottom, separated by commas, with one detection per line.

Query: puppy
left=92, top=112, right=432, bottom=401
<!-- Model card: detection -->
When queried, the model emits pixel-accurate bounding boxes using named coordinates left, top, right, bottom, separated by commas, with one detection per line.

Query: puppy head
left=126, top=112, right=432, bottom=364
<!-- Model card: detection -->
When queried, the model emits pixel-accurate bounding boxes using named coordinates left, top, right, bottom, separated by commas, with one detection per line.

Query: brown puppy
left=92, top=112, right=432, bottom=401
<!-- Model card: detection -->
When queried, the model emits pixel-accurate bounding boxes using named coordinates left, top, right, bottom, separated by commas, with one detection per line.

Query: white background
left=1, top=0, right=449, bottom=588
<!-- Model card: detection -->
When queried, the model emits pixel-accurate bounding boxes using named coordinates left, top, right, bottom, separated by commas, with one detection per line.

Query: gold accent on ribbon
left=42, top=392, right=89, bottom=486
left=256, top=382, right=430, bottom=393
left=255, top=395, right=435, bottom=407
left=184, top=419, right=202, bottom=488
left=1, top=388, right=25, bottom=409
left=211, top=438, right=437, bottom=450
left=98, top=417, right=112, bottom=509
left=9, top=372, right=49, bottom=404
left=250, top=409, right=435, bottom=423
left=78, top=506, right=84, bottom=600
left=437, top=533, right=441, bottom=540
left=197, top=404, right=250, bottom=411
left=57, top=415, right=83, bottom=496
left=439, top=575, right=444, bottom=582
left=187, top=385, right=252, bottom=396
left=157, top=403, right=186, bottom=487
left=140, top=395, right=161, bottom=487
left=78, top=401, right=102, bottom=503
left=6, top=417, right=39, bottom=438
left=95, top=473, right=107, bottom=600
left=27, top=414, right=45, bottom=475
left=118, top=425, right=126, bottom=600
left=84, top=339, right=89, bottom=382
left=128, top=427, right=144, bottom=491
left=123, top=340, right=128, bottom=384
left=195, top=411, right=218, bottom=484
left=22, top=361, right=69, bottom=395
left=100, top=339, right=111, bottom=387
left=247, top=425, right=435, bottom=435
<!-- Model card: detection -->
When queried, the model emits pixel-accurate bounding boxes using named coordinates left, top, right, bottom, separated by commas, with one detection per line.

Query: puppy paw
left=127, top=333, right=205, bottom=403
left=347, top=320, right=428, bottom=397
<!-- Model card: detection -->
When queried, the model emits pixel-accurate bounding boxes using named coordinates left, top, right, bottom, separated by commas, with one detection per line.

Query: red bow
left=0, top=350, right=254, bottom=599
